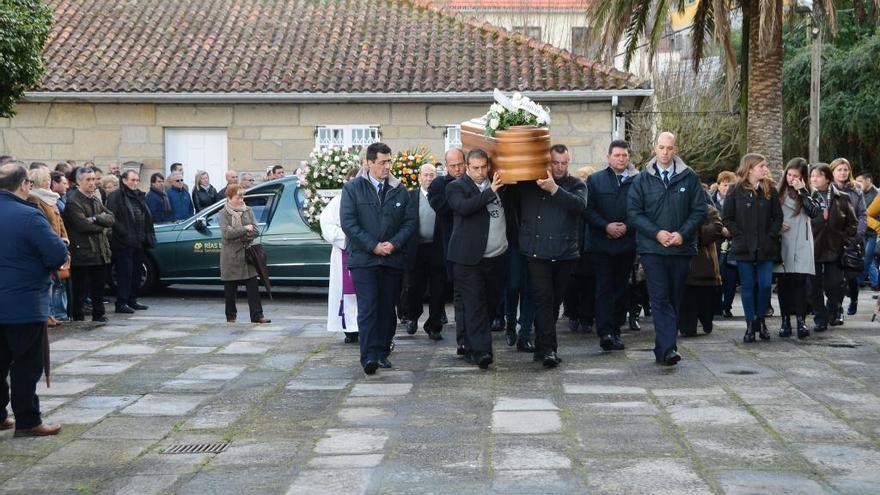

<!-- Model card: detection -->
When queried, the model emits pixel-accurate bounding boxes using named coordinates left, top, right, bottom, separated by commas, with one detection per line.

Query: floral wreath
left=391, top=145, right=435, bottom=191
left=298, top=147, right=361, bottom=234
left=483, top=88, right=551, bottom=137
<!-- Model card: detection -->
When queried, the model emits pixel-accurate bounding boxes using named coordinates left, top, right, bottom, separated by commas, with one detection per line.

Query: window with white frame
left=444, top=125, right=462, bottom=151
left=315, top=125, right=380, bottom=150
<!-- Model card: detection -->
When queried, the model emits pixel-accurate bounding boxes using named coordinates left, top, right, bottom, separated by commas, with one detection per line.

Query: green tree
left=0, top=0, right=53, bottom=118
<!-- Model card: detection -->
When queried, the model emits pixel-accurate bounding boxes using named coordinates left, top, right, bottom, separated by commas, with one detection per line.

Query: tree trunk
left=746, top=0, right=784, bottom=172
left=739, top=0, right=750, bottom=158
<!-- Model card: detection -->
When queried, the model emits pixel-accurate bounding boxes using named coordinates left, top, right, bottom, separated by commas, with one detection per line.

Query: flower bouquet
left=483, top=89, right=551, bottom=137
left=298, top=147, right=361, bottom=233
left=391, top=145, right=435, bottom=191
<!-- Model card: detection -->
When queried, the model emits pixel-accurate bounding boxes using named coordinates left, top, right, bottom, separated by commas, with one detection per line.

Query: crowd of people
left=325, top=135, right=875, bottom=376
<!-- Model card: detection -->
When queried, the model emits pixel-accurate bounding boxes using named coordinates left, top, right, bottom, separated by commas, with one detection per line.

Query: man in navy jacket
left=585, top=140, right=638, bottom=352
left=341, top=143, right=417, bottom=375
left=0, top=163, right=68, bottom=437
left=627, top=132, right=707, bottom=366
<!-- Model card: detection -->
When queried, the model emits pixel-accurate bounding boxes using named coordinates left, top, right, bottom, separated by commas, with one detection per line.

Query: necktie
left=377, top=182, right=386, bottom=203
left=662, top=170, right=669, bottom=187
left=617, top=175, right=623, bottom=187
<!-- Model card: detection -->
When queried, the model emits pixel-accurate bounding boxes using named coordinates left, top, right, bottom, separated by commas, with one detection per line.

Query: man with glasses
left=0, top=162, right=68, bottom=437
left=167, top=172, right=194, bottom=221
left=218, top=170, right=239, bottom=199
left=239, top=172, right=256, bottom=190
left=63, top=167, right=115, bottom=322
left=340, top=142, right=416, bottom=375
left=106, top=171, right=155, bottom=314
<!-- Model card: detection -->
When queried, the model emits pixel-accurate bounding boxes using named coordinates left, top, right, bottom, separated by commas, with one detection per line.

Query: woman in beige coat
left=220, top=184, right=270, bottom=324
left=28, top=167, right=69, bottom=327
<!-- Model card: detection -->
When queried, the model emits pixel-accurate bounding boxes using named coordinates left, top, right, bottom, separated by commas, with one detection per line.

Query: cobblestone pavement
left=2, top=286, right=880, bottom=494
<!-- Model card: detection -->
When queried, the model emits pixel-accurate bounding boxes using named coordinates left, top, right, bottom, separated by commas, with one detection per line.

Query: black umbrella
left=245, top=243, right=273, bottom=300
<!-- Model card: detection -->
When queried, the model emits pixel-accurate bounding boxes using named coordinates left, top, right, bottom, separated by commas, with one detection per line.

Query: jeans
left=527, top=259, right=576, bottom=356
left=737, top=260, right=774, bottom=321
left=503, top=248, right=535, bottom=338
left=49, top=275, right=68, bottom=320
left=864, top=235, right=878, bottom=288
left=641, top=254, right=691, bottom=361
left=0, top=322, right=45, bottom=429
left=351, top=267, right=402, bottom=367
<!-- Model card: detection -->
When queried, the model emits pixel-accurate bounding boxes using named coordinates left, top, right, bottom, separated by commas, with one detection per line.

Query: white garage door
left=165, top=128, right=228, bottom=192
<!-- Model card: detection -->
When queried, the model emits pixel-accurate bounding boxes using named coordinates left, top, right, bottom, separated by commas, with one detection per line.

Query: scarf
left=30, top=187, right=60, bottom=207
left=151, top=186, right=172, bottom=217
left=225, top=202, right=246, bottom=228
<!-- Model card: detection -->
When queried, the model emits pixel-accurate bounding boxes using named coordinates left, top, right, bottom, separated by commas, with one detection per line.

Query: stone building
left=0, top=0, right=650, bottom=190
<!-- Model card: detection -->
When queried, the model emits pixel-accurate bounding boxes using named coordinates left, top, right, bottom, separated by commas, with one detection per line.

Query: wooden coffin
left=460, top=119, right=550, bottom=183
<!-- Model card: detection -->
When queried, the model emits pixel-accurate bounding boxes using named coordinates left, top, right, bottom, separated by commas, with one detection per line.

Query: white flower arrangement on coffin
left=298, top=147, right=361, bottom=234
left=483, top=88, right=552, bottom=137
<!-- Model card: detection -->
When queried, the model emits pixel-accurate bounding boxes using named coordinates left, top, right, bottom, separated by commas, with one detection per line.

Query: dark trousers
left=593, top=252, right=635, bottom=339
left=641, top=254, right=691, bottom=361
left=719, top=254, right=739, bottom=311
left=0, top=323, right=45, bottom=429
left=70, top=264, right=107, bottom=320
left=351, top=267, right=402, bottom=367
left=528, top=259, right=576, bottom=356
left=778, top=273, right=810, bottom=316
left=454, top=255, right=506, bottom=357
left=812, top=262, right=844, bottom=326
left=224, top=277, right=264, bottom=321
left=679, top=285, right=719, bottom=335
left=405, top=243, right=446, bottom=332
left=114, top=247, right=144, bottom=307
left=563, top=255, right=596, bottom=324
left=504, top=248, right=535, bottom=338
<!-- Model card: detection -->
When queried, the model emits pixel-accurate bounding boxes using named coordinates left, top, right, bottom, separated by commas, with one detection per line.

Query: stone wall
left=0, top=100, right=620, bottom=188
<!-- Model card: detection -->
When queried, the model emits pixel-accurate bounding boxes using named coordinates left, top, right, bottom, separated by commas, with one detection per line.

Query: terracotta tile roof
left=441, top=0, right=590, bottom=10
left=38, top=0, right=646, bottom=94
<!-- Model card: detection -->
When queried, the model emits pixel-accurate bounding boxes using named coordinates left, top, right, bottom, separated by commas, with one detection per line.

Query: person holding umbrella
left=220, top=184, right=271, bottom=324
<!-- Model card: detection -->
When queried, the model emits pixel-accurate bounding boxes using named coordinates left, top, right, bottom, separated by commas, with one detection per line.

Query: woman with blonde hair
left=830, top=157, right=867, bottom=319
left=722, top=153, right=783, bottom=342
left=28, top=167, right=70, bottom=327
left=192, top=170, right=219, bottom=212
left=100, top=174, right=119, bottom=199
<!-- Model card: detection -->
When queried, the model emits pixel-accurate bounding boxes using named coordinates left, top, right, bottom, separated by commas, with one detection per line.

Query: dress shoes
left=251, top=317, right=272, bottom=324
left=406, top=320, right=418, bottom=335
left=343, top=332, right=359, bottom=344
left=542, top=352, right=560, bottom=369
left=515, top=338, right=535, bottom=353
left=580, top=322, right=593, bottom=334
left=1, top=418, right=14, bottom=430
left=426, top=330, right=443, bottom=341
left=490, top=317, right=505, bottom=333
left=722, top=309, right=734, bottom=318
left=628, top=315, right=641, bottom=331
left=848, top=300, right=858, bottom=316
left=363, top=361, right=379, bottom=375
left=830, top=308, right=845, bottom=326
left=227, top=317, right=237, bottom=323
left=659, top=350, right=682, bottom=366
left=813, top=323, right=828, bottom=333
left=14, top=423, right=61, bottom=437
left=505, top=326, right=517, bottom=346
left=92, top=315, right=109, bottom=323
left=568, top=318, right=580, bottom=332
left=599, top=336, right=625, bottom=351
left=457, top=345, right=470, bottom=356
left=378, top=358, right=392, bottom=369
left=115, top=305, right=135, bottom=314
left=129, top=302, right=149, bottom=310
left=476, top=352, right=493, bottom=370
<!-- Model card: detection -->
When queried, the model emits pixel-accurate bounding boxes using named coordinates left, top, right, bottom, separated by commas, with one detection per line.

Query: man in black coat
left=519, top=145, right=588, bottom=367
left=402, top=164, right=445, bottom=341
left=105, top=170, right=156, bottom=314
left=584, top=140, right=638, bottom=352
left=341, top=143, right=417, bottom=375
left=446, top=148, right=510, bottom=369
left=428, top=148, right=467, bottom=352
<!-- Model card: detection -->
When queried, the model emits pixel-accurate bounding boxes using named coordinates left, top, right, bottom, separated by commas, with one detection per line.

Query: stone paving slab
left=3, top=289, right=880, bottom=494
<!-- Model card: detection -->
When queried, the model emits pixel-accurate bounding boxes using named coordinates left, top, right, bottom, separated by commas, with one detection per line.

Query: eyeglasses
left=173, top=180, right=183, bottom=183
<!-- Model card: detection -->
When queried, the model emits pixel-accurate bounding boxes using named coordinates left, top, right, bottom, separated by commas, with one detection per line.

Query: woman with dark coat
left=722, top=153, right=783, bottom=342
left=679, top=195, right=724, bottom=336
left=809, top=164, right=858, bottom=333
left=774, top=158, right=821, bottom=339
left=220, top=184, right=270, bottom=324
left=830, top=158, right=867, bottom=318
left=192, top=170, right=220, bottom=213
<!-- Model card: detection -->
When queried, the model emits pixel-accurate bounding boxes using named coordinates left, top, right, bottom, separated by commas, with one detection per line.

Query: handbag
left=841, top=239, right=864, bottom=274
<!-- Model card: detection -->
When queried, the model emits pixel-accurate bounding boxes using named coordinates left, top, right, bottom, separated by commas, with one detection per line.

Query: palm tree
left=587, top=0, right=788, bottom=170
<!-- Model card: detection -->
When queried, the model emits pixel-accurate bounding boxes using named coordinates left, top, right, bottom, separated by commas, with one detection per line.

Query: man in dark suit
left=585, top=140, right=638, bottom=352
left=428, top=148, right=467, bottom=353
left=446, top=148, right=508, bottom=369
left=340, top=142, right=417, bottom=375
left=403, top=164, right=445, bottom=341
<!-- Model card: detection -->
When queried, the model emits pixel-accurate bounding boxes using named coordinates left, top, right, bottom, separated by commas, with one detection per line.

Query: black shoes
left=457, top=345, right=470, bottom=356
left=628, top=315, right=641, bottom=331
left=92, top=315, right=108, bottom=323
left=658, top=349, right=681, bottom=366
left=476, top=352, right=493, bottom=370
left=779, top=315, right=793, bottom=338
left=515, top=338, right=535, bottom=353
left=406, top=320, right=417, bottom=335
left=541, top=352, right=560, bottom=369
left=343, top=332, right=359, bottom=344
left=115, top=305, right=135, bottom=314
left=129, top=302, right=149, bottom=310
left=796, top=315, right=809, bottom=339
left=378, top=358, right=392, bottom=369
left=568, top=318, right=579, bottom=332
left=599, top=336, right=625, bottom=351
left=813, top=322, right=828, bottom=333
left=758, top=317, right=771, bottom=341
left=744, top=320, right=757, bottom=343
left=426, top=330, right=443, bottom=341
left=363, top=361, right=379, bottom=375
left=848, top=300, right=858, bottom=316
left=830, top=307, right=845, bottom=326
left=581, top=322, right=593, bottom=334
left=722, top=309, right=734, bottom=318
left=505, top=326, right=517, bottom=346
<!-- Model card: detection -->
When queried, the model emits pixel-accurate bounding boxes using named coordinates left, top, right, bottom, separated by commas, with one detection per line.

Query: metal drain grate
left=162, top=442, right=229, bottom=454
